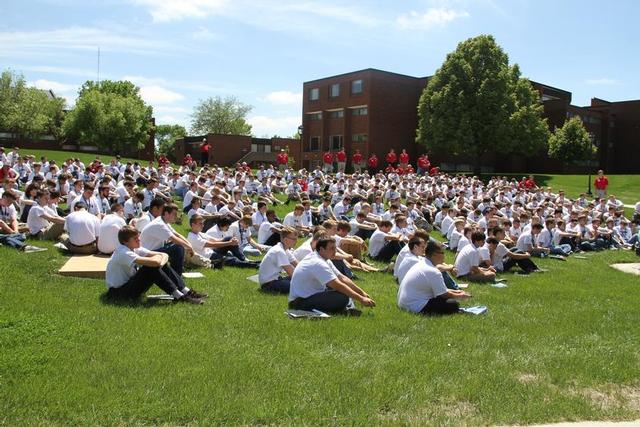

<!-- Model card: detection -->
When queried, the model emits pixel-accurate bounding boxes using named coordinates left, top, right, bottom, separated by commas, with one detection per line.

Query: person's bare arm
left=326, top=278, right=375, bottom=306
left=134, top=253, right=169, bottom=267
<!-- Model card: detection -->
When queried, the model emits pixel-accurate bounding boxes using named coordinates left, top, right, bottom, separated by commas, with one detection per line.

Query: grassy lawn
left=2, top=208, right=640, bottom=425
left=14, top=148, right=141, bottom=166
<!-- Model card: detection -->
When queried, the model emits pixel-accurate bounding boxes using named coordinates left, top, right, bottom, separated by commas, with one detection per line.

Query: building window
left=330, top=83, right=340, bottom=98
left=330, top=135, right=343, bottom=150
left=329, top=110, right=344, bottom=118
left=309, top=87, right=319, bottom=101
left=351, top=79, right=363, bottom=94
left=352, top=133, right=367, bottom=143
left=309, top=136, right=320, bottom=152
left=352, top=107, right=368, bottom=116
left=308, top=112, right=322, bottom=120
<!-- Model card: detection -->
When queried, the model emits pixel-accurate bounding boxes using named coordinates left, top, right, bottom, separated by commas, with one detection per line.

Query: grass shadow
left=99, top=292, right=174, bottom=309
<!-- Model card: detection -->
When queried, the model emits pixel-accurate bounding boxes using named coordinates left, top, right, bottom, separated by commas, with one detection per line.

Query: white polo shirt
left=516, top=231, right=533, bottom=252
left=289, top=251, right=339, bottom=301
left=454, top=243, right=480, bottom=277
left=396, top=253, right=424, bottom=284
left=393, top=244, right=411, bottom=278
left=98, top=214, right=127, bottom=254
left=490, top=242, right=510, bottom=271
left=259, top=242, right=293, bottom=284
left=124, top=198, right=142, bottom=219
left=398, top=260, right=447, bottom=313
left=64, top=209, right=101, bottom=246
left=134, top=211, right=155, bottom=232
left=140, top=216, right=174, bottom=250
left=292, top=238, right=313, bottom=262
left=188, top=231, right=213, bottom=259
left=106, top=245, right=151, bottom=288
left=0, top=203, right=17, bottom=223
left=26, top=204, right=51, bottom=235
left=283, top=212, right=303, bottom=228
left=368, top=229, right=388, bottom=257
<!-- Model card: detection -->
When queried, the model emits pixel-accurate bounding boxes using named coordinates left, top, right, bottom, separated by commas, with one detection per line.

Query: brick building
left=301, top=68, right=640, bottom=174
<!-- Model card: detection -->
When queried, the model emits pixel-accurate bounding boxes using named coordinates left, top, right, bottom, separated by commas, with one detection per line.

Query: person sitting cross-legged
left=258, top=226, right=298, bottom=294
left=288, top=236, right=375, bottom=315
left=454, top=231, right=496, bottom=282
left=63, top=201, right=101, bottom=254
left=105, top=226, right=205, bottom=304
left=369, top=220, right=403, bottom=263
left=398, top=240, right=471, bottom=316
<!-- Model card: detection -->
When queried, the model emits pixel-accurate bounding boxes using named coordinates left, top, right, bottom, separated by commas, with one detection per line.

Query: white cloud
left=249, top=115, right=300, bottom=137
left=0, top=26, right=176, bottom=57
left=192, top=26, right=220, bottom=41
left=281, top=2, right=379, bottom=27
left=139, top=85, right=185, bottom=104
left=131, top=0, right=229, bottom=22
left=585, top=78, right=618, bottom=86
left=396, top=8, right=469, bottom=30
left=18, top=65, right=98, bottom=78
left=30, top=79, right=77, bottom=93
left=157, top=115, right=188, bottom=125
left=260, top=91, right=302, bottom=106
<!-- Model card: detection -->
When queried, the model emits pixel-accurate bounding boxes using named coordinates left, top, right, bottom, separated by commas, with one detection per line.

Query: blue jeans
left=0, top=233, right=26, bottom=250
left=261, top=277, right=291, bottom=294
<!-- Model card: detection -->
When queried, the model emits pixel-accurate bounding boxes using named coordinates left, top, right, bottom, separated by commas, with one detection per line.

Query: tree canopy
left=156, top=123, right=187, bottom=159
left=548, top=116, right=596, bottom=164
left=0, top=69, right=65, bottom=138
left=416, top=35, right=549, bottom=172
left=62, top=79, right=153, bottom=154
left=190, top=96, right=252, bottom=136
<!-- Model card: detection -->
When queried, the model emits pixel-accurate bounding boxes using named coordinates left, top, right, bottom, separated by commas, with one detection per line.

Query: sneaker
left=211, top=258, right=224, bottom=269
left=176, top=294, right=204, bottom=305
left=187, top=289, right=209, bottom=299
left=342, top=307, right=362, bottom=317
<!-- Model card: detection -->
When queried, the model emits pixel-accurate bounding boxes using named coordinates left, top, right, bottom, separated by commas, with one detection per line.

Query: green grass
left=2, top=215, right=640, bottom=425
left=15, top=148, right=142, bottom=167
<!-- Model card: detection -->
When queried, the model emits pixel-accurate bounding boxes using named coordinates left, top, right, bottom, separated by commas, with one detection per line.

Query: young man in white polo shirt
left=140, top=203, right=194, bottom=276
left=27, top=190, right=65, bottom=240
left=395, top=236, right=426, bottom=284
left=288, top=236, right=375, bottom=315
left=70, top=183, right=102, bottom=217
left=398, top=240, right=470, bottom=316
left=98, top=203, right=127, bottom=255
left=259, top=226, right=298, bottom=294
left=106, top=226, right=205, bottom=304
left=369, top=220, right=403, bottom=262
left=454, top=231, right=496, bottom=282
left=64, top=201, right=101, bottom=254
left=0, top=190, right=28, bottom=250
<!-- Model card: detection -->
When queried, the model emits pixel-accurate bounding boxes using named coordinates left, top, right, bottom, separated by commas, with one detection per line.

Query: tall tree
left=0, top=69, right=65, bottom=138
left=156, top=123, right=187, bottom=160
left=548, top=116, right=595, bottom=166
left=416, top=35, right=549, bottom=173
left=63, top=79, right=153, bottom=153
left=190, top=96, right=252, bottom=135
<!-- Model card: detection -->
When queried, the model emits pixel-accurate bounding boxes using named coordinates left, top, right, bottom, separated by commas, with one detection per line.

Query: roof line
left=304, top=68, right=430, bottom=84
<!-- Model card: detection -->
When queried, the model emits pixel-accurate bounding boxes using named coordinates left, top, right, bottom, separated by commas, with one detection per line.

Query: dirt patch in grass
left=518, top=373, right=541, bottom=385
left=378, top=400, right=479, bottom=425
left=573, top=384, right=640, bottom=413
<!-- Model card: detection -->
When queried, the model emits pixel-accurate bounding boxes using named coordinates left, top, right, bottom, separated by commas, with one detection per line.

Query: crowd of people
left=1, top=144, right=639, bottom=315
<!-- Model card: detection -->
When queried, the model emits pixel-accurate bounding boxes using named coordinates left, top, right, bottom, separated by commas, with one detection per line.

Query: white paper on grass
left=285, top=309, right=331, bottom=319
left=460, top=306, right=488, bottom=315
left=247, top=274, right=260, bottom=284
left=147, top=294, right=174, bottom=301
left=182, top=272, right=205, bottom=279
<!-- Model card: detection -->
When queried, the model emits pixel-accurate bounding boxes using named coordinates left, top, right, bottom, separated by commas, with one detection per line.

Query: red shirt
left=406, top=165, right=415, bottom=174
left=594, top=176, right=609, bottom=190
left=336, top=151, right=347, bottom=162
left=429, top=166, right=439, bottom=176
left=277, top=153, right=288, bottom=165
left=0, top=168, right=17, bottom=182
left=352, top=152, right=363, bottom=164
left=385, top=165, right=396, bottom=173
left=524, top=179, right=537, bottom=189
left=200, top=143, right=209, bottom=153
left=417, top=156, right=430, bottom=169
left=183, top=155, right=193, bottom=165
left=399, top=152, right=409, bottom=164
left=386, top=152, right=397, bottom=163
left=367, top=156, right=378, bottom=168
left=323, top=152, right=333, bottom=164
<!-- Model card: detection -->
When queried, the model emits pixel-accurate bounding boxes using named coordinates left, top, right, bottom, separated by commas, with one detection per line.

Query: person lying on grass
left=398, top=240, right=471, bottom=316
left=106, top=226, right=206, bottom=304
left=288, top=236, right=375, bottom=315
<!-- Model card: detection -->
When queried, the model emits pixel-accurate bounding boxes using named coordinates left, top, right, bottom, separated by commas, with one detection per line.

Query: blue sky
left=1, top=0, right=638, bottom=137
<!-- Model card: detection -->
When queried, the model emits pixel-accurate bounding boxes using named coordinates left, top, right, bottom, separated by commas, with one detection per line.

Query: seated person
left=516, top=223, right=550, bottom=257
left=64, top=201, right=101, bottom=254
left=288, top=236, right=375, bottom=315
left=0, top=190, right=26, bottom=250
left=454, top=231, right=496, bottom=282
left=257, top=209, right=284, bottom=247
left=368, top=220, right=403, bottom=262
left=395, top=236, right=426, bottom=284
left=26, top=189, right=65, bottom=240
left=258, top=226, right=298, bottom=294
left=98, top=203, right=127, bottom=255
left=105, top=226, right=205, bottom=304
left=486, top=235, right=539, bottom=275
left=188, top=214, right=258, bottom=269
left=229, top=215, right=267, bottom=258
left=398, top=240, right=470, bottom=316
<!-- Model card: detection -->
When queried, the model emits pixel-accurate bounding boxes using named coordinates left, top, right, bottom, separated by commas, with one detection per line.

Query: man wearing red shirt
left=417, top=154, right=431, bottom=176
left=276, top=149, right=289, bottom=171
left=399, top=149, right=409, bottom=168
left=200, top=138, right=210, bottom=166
left=0, top=164, right=17, bottom=182
left=386, top=149, right=397, bottom=167
left=323, top=150, right=334, bottom=174
left=336, top=148, right=347, bottom=173
left=351, top=149, right=363, bottom=173
left=524, top=175, right=537, bottom=190
left=367, top=153, right=379, bottom=176
left=429, top=166, right=439, bottom=176
left=594, top=169, right=609, bottom=199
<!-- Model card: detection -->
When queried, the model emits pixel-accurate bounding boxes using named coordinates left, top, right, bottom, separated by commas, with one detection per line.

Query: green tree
left=156, top=123, right=187, bottom=160
left=548, top=116, right=596, bottom=165
left=190, top=96, right=252, bottom=135
left=63, top=80, right=153, bottom=153
left=0, top=69, right=65, bottom=138
left=416, top=35, right=549, bottom=174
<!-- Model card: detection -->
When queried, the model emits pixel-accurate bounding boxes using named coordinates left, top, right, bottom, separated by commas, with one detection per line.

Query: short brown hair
left=118, top=226, right=139, bottom=244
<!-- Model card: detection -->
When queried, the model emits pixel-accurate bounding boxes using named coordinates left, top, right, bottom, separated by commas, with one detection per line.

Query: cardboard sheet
left=58, top=255, right=110, bottom=279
